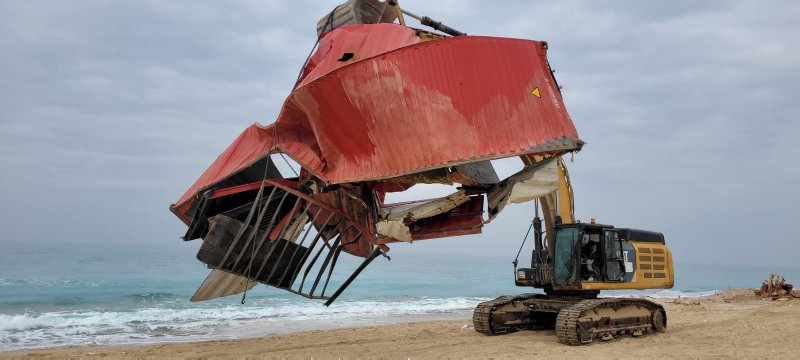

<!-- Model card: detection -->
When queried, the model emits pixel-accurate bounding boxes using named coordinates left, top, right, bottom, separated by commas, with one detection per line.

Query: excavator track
left=474, top=295, right=666, bottom=345
left=473, top=293, right=539, bottom=335
left=555, top=298, right=666, bottom=345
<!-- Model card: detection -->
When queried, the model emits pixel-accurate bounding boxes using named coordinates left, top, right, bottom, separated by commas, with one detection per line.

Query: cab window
left=604, top=230, right=624, bottom=281
left=554, top=227, right=579, bottom=284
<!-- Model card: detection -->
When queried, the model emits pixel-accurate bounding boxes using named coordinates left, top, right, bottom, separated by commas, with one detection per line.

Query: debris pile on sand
left=755, top=273, right=800, bottom=300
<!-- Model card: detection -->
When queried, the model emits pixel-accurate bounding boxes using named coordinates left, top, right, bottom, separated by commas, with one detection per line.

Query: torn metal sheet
left=283, top=213, right=310, bottom=243
left=377, top=195, right=484, bottom=243
left=487, top=157, right=559, bottom=220
left=453, top=161, right=500, bottom=186
left=381, top=190, right=469, bottom=221
left=378, top=161, right=499, bottom=187
left=375, top=220, right=412, bottom=243
left=191, top=269, right=257, bottom=302
left=377, top=190, right=469, bottom=242
left=405, top=196, right=484, bottom=241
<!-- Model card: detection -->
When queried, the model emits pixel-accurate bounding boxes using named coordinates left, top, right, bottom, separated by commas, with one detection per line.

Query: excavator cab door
left=552, top=226, right=581, bottom=288
left=603, top=229, right=625, bottom=282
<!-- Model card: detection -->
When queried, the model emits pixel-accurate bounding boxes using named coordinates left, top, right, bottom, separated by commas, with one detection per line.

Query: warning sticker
left=531, top=87, right=541, bottom=98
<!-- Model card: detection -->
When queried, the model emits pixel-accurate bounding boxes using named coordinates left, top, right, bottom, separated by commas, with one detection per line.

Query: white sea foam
left=0, top=297, right=483, bottom=351
left=0, top=278, right=102, bottom=287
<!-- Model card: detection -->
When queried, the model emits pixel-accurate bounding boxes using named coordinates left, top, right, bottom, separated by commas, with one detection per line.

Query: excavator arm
left=521, top=155, right=575, bottom=255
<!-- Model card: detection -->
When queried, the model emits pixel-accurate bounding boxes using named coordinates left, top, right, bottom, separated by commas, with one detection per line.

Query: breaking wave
left=0, top=296, right=482, bottom=351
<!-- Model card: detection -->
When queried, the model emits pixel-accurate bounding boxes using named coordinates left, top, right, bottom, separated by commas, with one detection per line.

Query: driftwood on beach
left=755, top=273, right=799, bottom=300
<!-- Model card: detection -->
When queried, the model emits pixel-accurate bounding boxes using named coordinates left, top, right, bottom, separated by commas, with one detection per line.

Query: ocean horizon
left=2, top=243, right=798, bottom=351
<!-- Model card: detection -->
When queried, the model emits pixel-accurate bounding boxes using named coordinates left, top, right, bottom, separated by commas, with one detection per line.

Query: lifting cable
left=240, top=126, right=280, bottom=304
left=513, top=199, right=539, bottom=271
left=513, top=222, right=534, bottom=271
left=279, top=153, right=299, bottom=177
left=292, top=6, right=340, bottom=90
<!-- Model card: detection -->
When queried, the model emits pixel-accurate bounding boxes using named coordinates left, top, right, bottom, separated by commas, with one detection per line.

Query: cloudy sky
left=1, top=0, right=798, bottom=267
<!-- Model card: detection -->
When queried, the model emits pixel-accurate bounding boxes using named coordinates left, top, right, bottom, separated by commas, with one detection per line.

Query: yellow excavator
left=473, top=156, right=675, bottom=344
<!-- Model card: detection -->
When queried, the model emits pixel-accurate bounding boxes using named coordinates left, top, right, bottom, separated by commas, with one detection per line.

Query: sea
left=1, top=244, right=798, bottom=352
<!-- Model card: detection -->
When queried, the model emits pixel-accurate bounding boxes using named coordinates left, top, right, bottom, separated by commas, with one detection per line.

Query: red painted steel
left=172, top=121, right=317, bottom=218
left=297, top=23, right=422, bottom=88
left=208, top=179, right=298, bottom=200
left=375, top=196, right=484, bottom=244
left=283, top=24, right=581, bottom=183
left=173, top=24, right=581, bottom=214
left=173, top=124, right=276, bottom=218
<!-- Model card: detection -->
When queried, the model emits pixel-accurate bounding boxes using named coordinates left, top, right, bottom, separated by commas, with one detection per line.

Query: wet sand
left=3, top=289, right=797, bottom=359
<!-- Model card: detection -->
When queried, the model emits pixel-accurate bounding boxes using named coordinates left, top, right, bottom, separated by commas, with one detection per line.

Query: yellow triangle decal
left=531, top=87, right=541, bottom=98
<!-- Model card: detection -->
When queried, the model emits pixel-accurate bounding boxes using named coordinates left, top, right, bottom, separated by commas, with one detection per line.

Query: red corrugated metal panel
left=282, top=27, right=580, bottom=183
left=297, top=24, right=422, bottom=88
left=173, top=125, right=274, bottom=213
left=171, top=121, right=318, bottom=212
left=173, top=24, right=581, bottom=211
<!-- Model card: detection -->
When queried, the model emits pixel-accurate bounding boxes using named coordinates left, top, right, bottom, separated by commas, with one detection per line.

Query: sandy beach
left=2, top=289, right=797, bottom=359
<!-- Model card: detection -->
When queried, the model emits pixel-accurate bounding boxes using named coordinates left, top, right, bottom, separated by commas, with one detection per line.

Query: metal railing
left=201, top=180, right=383, bottom=306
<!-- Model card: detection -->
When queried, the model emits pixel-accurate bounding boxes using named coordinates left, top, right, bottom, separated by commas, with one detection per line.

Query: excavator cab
left=552, top=223, right=625, bottom=289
